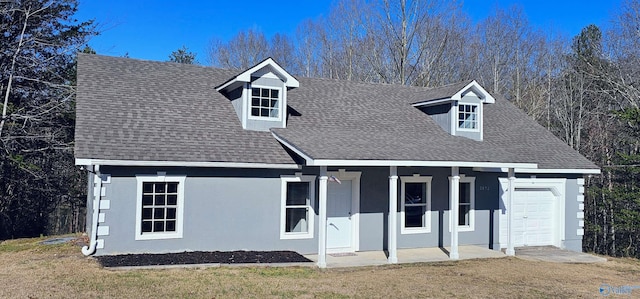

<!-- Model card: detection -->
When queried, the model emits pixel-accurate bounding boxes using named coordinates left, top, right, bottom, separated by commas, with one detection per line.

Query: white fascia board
left=75, top=158, right=301, bottom=169
left=453, top=80, right=495, bottom=104
left=270, top=133, right=314, bottom=165
left=412, top=98, right=452, bottom=107
left=216, top=77, right=238, bottom=91
left=511, top=168, right=601, bottom=174
left=215, top=79, right=243, bottom=92
left=236, top=58, right=299, bottom=88
left=215, top=58, right=300, bottom=92
left=308, top=159, right=537, bottom=168
left=473, top=167, right=601, bottom=174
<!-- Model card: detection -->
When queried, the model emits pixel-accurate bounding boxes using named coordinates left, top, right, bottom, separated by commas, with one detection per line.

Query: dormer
left=216, top=58, right=299, bottom=131
left=413, top=80, right=495, bottom=141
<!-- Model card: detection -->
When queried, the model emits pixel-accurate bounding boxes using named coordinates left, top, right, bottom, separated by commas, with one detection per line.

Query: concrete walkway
left=304, top=246, right=505, bottom=268
left=105, top=246, right=606, bottom=270
left=515, top=246, right=607, bottom=263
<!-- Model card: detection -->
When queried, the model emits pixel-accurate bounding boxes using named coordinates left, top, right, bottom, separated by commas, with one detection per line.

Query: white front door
left=327, top=180, right=353, bottom=252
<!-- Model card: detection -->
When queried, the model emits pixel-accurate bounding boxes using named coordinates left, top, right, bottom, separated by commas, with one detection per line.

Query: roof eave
left=215, top=57, right=299, bottom=92
left=473, top=167, right=601, bottom=174
left=75, top=158, right=301, bottom=169
left=452, top=80, right=495, bottom=103
left=306, top=159, right=537, bottom=168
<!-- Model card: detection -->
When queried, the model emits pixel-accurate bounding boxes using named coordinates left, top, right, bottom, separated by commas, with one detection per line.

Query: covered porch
left=315, top=164, right=529, bottom=268
left=306, top=245, right=506, bottom=268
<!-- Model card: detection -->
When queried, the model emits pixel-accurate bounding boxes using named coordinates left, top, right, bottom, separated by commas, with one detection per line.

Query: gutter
left=82, top=165, right=101, bottom=256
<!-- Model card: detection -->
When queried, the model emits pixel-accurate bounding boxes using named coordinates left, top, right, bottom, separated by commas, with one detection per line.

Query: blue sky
left=74, top=0, right=621, bottom=63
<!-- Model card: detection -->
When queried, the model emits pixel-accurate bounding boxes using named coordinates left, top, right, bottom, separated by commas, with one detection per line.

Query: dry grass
left=1, top=236, right=639, bottom=298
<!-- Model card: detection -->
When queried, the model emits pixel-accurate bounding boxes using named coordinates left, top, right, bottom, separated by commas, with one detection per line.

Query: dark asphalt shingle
left=75, top=54, right=597, bottom=170
left=75, top=54, right=297, bottom=165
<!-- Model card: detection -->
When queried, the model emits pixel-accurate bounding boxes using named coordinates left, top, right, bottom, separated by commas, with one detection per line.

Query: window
left=458, top=177, right=475, bottom=231
left=400, top=176, right=432, bottom=234
left=458, top=104, right=478, bottom=130
left=135, top=175, right=185, bottom=240
left=280, top=175, right=315, bottom=239
left=251, top=87, right=280, bottom=119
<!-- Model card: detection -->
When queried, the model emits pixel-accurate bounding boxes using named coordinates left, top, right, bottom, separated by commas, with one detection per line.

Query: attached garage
left=499, top=179, right=566, bottom=249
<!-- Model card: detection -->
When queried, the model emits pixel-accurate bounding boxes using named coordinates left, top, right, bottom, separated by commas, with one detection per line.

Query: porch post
left=449, top=166, right=460, bottom=260
left=506, top=168, right=516, bottom=256
left=388, top=166, right=398, bottom=263
left=318, top=166, right=328, bottom=268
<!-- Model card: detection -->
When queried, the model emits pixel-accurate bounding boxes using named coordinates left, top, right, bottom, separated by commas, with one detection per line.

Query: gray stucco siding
left=346, top=167, right=501, bottom=251
left=562, top=177, right=583, bottom=251
left=356, top=167, right=387, bottom=251
left=92, top=165, right=580, bottom=256
left=426, top=170, right=500, bottom=249
left=251, top=76, right=283, bottom=87
left=419, top=103, right=452, bottom=134
left=95, top=167, right=318, bottom=255
left=227, top=86, right=243, bottom=122
left=85, top=171, right=95, bottom=235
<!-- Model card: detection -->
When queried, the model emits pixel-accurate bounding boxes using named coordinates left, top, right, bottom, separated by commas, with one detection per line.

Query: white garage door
left=501, top=188, right=557, bottom=247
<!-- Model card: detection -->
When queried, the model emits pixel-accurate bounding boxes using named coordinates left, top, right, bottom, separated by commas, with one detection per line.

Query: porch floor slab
left=304, top=246, right=505, bottom=268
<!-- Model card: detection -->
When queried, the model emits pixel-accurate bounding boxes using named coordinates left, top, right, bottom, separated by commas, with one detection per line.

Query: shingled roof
left=74, top=54, right=297, bottom=165
left=75, top=54, right=598, bottom=171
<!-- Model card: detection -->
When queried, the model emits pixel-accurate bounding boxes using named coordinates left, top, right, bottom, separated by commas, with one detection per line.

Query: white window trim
left=135, top=175, right=186, bottom=240
left=248, top=84, right=284, bottom=122
left=456, top=177, right=475, bottom=232
left=400, top=175, right=432, bottom=234
left=280, top=174, right=316, bottom=239
left=456, top=103, right=480, bottom=132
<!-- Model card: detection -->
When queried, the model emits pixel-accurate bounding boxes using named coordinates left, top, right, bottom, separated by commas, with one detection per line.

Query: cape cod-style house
left=75, top=54, right=599, bottom=267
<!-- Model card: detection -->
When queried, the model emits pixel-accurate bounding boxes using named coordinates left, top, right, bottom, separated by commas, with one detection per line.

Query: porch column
left=449, top=167, right=460, bottom=260
left=506, top=168, right=516, bottom=256
left=318, top=166, right=328, bottom=268
left=388, top=166, right=398, bottom=263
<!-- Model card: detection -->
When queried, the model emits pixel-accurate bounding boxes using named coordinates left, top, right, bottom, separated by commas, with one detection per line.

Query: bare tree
left=295, top=19, right=323, bottom=77
left=208, top=28, right=269, bottom=69
left=1, top=0, right=95, bottom=239
left=269, top=33, right=297, bottom=71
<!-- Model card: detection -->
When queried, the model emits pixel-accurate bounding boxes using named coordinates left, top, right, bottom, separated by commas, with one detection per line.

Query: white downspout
left=82, top=165, right=101, bottom=256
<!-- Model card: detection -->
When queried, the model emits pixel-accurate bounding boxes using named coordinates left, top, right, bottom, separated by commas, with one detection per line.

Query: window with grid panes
left=141, top=181, right=179, bottom=233
left=458, top=104, right=478, bottom=130
left=251, top=87, right=280, bottom=118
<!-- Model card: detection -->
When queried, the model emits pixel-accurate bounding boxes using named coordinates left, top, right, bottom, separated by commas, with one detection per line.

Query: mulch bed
left=95, top=250, right=312, bottom=268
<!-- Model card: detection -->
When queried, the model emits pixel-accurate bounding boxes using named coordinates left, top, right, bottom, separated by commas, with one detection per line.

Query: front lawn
left=1, top=236, right=638, bottom=298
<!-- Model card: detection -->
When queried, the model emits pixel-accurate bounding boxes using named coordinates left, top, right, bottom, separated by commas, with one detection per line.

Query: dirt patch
left=95, top=250, right=312, bottom=267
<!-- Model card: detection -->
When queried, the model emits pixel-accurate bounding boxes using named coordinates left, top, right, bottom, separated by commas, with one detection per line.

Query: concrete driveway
left=515, top=246, right=607, bottom=263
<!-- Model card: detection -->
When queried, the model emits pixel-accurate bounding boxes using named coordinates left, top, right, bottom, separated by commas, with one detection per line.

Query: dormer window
left=251, top=87, right=281, bottom=119
left=412, top=80, right=494, bottom=141
left=458, top=104, right=478, bottom=131
left=216, top=58, right=299, bottom=132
